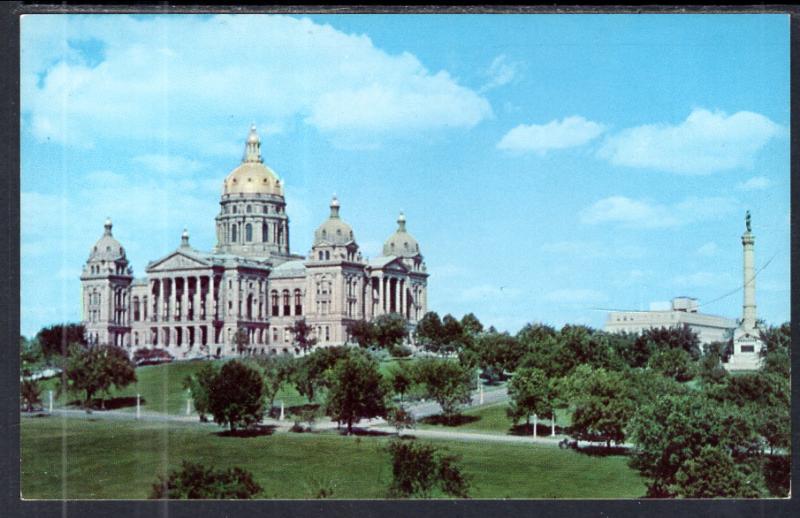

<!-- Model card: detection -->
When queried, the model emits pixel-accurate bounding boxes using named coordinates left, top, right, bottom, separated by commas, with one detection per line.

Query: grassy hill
left=21, top=416, right=645, bottom=499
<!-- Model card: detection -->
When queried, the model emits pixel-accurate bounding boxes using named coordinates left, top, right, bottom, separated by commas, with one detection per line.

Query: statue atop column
left=745, top=210, right=751, bottom=232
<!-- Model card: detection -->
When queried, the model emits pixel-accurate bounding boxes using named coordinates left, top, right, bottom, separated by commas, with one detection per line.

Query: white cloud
left=579, top=195, right=737, bottom=228
left=598, top=108, right=783, bottom=174
left=497, top=116, right=606, bottom=155
left=481, top=54, right=519, bottom=92
left=22, top=15, right=492, bottom=151
left=736, top=176, right=772, bottom=191
left=696, top=242, right=719, bottom=256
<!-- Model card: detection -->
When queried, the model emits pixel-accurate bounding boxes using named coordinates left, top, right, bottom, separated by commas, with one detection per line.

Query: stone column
left=193, top=276, right=201, bottom=322
left=378, top=275, right=384, bottom=316
left=168, top=278, right=176, bottom=321
left=400, top=279, right=406, bottom=318
left=742, top=227, right=756, bottom=331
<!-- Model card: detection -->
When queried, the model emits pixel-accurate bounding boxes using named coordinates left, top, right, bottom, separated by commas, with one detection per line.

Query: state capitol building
left=80, top=126, right=429, bottom=358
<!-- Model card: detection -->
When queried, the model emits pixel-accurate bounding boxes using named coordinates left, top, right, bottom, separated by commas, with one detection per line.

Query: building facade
left=604, top=296, right=736, bottom=345
left=80, top=126, right=428, bottom=358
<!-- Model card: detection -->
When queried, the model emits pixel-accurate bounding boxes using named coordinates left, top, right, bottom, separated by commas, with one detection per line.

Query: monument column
left=742, top=212, right=757, bottom=332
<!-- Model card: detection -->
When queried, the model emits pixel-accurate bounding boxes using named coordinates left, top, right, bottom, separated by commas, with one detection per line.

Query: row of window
left=229, top=222, right=283, bottom=244
left=224, top=204, right=284, bottom=215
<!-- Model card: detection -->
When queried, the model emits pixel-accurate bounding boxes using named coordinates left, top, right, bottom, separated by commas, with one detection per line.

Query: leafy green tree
left=182, top=362, right=219, bottom=422
left=628, top=393, right=763, bottom=497
left=473, top=331, right=524, bottom=382
left=639, top=325, right=701, bottom=361
left=290, top=318, right=317, bottom=354
left=386, top=440, right=469, bottom=498
left=346, top=319, right=375, bottom=348
left=647, top=347, right=694, bottom=382
left=506, top=367, right=553, bottom=429
left=208, top=360, right=266, bottom=432
left=607, top=331, right=649, bottom=368
left=387, top=405, right=416, bottom=434
left=516, top=334, right=562, bottom=379
left=697, top=341, right=730, bottom=386
left=37, top=323, right=87, bottom=358
left=292, top=346, right=350, bottom=402
left=252, top=354, right=296, bottom=412
left=373, top=313, right=408, bottom=352
left=415, top=358, right=472, bottom=424
left=551, top=326, right=616, bottom=377
left=441, top=314, right=466, bottom=353
left=20, top=379, right=42, bottom=412
left=150, top=461, right=262, bottom=499
left=20, top=337, right=43, bottom=377
left=390, top=363, right=414, bottom=402
left=416, top=311, right=445, bottom=355
left=460, top=313, right=483, bottom=337
left=759, top=323, right=790, bottom=378
left=60, top=344, right=137, bottom=411
left=673, top=446, right=762, bottom=498
left=324, top=349, right=390, bottom=434
left=562, top=365, right=634, bottom=447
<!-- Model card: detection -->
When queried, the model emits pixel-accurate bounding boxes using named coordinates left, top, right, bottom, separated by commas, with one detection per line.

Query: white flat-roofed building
left=604, top=296, right=736, bottom=345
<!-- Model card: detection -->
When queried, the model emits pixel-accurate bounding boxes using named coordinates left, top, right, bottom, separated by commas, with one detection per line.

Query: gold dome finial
left=104, top=217, right=113, bottom=236
left=181, top=228, right=190, bottom=248
left=330, top=194, right=340, bottom=218
left=397, top=211, right=406, bottom=232
left=243, top=124, right=262, bottom=163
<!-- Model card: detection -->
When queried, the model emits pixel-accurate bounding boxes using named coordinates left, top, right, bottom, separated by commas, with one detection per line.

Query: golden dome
left=222, top=125, right=284, bottom=196
left=223, top=162, right=283, bottom=195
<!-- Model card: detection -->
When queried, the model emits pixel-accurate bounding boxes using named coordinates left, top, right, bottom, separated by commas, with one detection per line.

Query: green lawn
left=35, top=359, right=310, bottom=415
left=418, top=402, right=571, bottom=435
left=21, top=416, right=645, bottom=499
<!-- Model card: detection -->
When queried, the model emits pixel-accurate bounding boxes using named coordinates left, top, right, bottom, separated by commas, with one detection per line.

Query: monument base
left=725, top=329, right=763, bottom=371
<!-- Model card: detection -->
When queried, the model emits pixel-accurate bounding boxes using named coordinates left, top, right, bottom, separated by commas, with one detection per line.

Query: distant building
left=604, top=296, right=736, bottom=345
left=80, top=125, right=429, bottom=358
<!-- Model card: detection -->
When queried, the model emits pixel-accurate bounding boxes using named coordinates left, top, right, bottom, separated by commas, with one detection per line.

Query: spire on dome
left=104, top=217, right=113, bottom=236
left=181, top=228, right=190, bottom=248
left=243, top=124, right=262, bottom=164
left=330, top=194, right=340, bottom=219
left=397, top=211, right=406, bottom=232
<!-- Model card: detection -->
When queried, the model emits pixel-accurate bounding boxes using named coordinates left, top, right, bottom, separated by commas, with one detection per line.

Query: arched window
left=271, top=291, right=279, bottom=316
left=133, top=297, right=140, bottom=321
left=294, top=289, right=302, bottom=315
left=325, top=250, right=330, bottom=260
left=245, top=223, right=253, bottom=242
left=246, top=205, right=252, bottom=213
left=232, top=205, right=237, bottom=214
left=262, top=223, right=268, bottom=242
left=282, top=290, right=290, bottom=316
left=231, top=225, right=238, bottom=242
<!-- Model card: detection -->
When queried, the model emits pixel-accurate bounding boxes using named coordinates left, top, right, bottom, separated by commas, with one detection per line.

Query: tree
left=59, top=344, right=136, bottom=411
left=389, top=363, right=414, bottom=402
left=647, top=347, right=694, bottom=382
left=628, top=393, right=763, bottom=497
left=473, top=331, right=524, bottom=382
left=506, top=367, right=553, bottom=429
left=182, top=362, right=220, bottom=422
left=324, top=349, right=390, bottom=434
left=698, top=341, right=730, bottom=386
left=373, top=313, right=408, bottom=352
left=386, top=439, right=469, bottom=498
left=441, top=314, right=466, bottom=353
left=416, top=311, right=445, bottom=355
left=208, top=360, right=266, bottom=432
left=20, top=379, right=42, bottom=412
left=387, top=406, right=416, bottom=434
left=252, top=354, right=296, bottom=412
left=232, top=328, right=249, bottom=355
left=346, top=319, right=375, bottom=348
left=20, top=336, right=43, bottom=377
left=673, top=446, right=762, bottom=498
left=561, top=365, right=634, bottom=447
left=759, top=323, right=790, bottom=378
left=290, top=318, right=317, bottom=354
left=639, top=325, right=701, bottom=361
left=150, top=461, right=262, bottom=499
left=414, top=358, right=472, bottom=424
left=460, top=313, right=483, bottom=337
left=292, top=346, right=349, bottom=402
left=37, top=323, right=86, bottom=358
left=607, top=331, right=649, bottom=369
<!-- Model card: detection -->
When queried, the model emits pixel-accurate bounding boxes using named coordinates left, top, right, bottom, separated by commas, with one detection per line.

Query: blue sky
left=20, top=14, right=790, bottom=338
